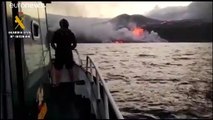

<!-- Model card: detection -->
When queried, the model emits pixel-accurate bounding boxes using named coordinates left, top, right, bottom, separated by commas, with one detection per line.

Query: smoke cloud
left=146, top=2, right=212, bottom=22
left=47, top=14, right=167, bottom=43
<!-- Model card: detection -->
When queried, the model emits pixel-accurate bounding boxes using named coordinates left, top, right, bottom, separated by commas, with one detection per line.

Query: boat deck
left=40, top=64, right=95, bottom=119
left=25, top=61, right=123, bottom=119
left=43, top=82, right=94, bottom=119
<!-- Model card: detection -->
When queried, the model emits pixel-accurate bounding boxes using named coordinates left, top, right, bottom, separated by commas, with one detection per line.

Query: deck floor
left=43, top=83, right=92, bottom=119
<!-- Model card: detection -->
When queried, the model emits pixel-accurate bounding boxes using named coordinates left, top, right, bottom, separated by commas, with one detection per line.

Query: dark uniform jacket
left=51, top=28, right=77, bottom=59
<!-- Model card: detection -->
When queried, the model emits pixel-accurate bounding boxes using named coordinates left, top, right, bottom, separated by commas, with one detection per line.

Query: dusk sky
left=46, top=2, right=192, bottom=18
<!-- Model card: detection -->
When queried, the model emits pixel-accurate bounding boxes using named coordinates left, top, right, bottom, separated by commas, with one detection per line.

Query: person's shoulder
left=68, top=29, right=75, bottom=35
left=54, top=29, right=61, bottom=34
left=68, top=29, right=73, bottom=33
left=56, top=28, right=63, bottom=32
left=56, top=28, right=69, bottom=35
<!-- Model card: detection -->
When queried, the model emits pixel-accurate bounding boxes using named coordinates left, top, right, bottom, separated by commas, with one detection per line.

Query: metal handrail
left=86, top=56, right=124, bottom=119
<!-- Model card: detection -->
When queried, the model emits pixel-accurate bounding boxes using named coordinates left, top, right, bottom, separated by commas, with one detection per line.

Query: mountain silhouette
left=46, top=12, right=212, bottom=43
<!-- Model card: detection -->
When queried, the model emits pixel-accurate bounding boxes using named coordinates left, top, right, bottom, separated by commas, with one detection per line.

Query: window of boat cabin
left=31, top=20, right=40, bottom=41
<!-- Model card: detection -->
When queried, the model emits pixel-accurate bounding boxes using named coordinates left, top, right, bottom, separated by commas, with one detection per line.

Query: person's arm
left=51, top=31, right=57, bottom=50
left=71, top=33, right=77, bottom=50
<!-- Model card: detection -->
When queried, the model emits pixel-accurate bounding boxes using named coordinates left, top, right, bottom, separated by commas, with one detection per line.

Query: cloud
left=146, top=2, right=212, bottom=22
left=47, top=14, right=167, bottom=43
left=46, top=2, right=191, bottom=18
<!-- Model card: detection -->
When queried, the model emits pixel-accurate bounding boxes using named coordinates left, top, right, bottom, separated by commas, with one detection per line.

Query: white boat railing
left=85, top=56, right=124, bottom=119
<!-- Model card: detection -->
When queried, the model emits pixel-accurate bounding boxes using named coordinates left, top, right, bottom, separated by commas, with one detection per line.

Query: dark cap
left=59, top=18, right=69, bottom=28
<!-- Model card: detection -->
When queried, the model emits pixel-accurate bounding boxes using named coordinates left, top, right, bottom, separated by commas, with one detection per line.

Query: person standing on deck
left=51, top=18, right=77, bottom=86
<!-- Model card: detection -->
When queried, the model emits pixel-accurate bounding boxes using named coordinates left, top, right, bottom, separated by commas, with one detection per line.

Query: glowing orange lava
left=132, top=27, right=144, bottom=37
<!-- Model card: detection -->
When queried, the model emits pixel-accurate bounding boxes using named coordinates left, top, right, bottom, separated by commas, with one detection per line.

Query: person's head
left=59, top=18, right=69, bottom=29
